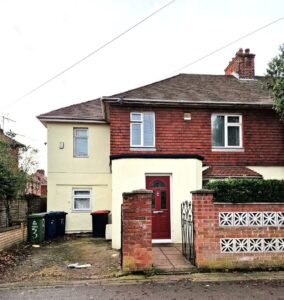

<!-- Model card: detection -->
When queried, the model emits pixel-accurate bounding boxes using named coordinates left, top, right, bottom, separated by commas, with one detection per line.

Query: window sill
left=130, top=147, right=156, bottom=151
left=212, top=147, right=244, bottom=152
left=73, top=156, right=89, bottom=158
left=72, top=210, right=91, bottom=213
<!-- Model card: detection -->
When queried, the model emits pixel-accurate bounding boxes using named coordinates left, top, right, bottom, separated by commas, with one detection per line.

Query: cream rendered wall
left=111, top=158, right=202, bottom=249
left=248, top=166, right=284, bottom=180
left=47, top=123, right=111, bottom=232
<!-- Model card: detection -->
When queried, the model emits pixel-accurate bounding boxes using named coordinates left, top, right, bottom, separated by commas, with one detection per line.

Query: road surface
left=1, top=279, right=284, bottom=300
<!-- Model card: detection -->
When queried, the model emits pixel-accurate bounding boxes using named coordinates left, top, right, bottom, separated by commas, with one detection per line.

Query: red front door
left=146, top=176, right=171, bottom=239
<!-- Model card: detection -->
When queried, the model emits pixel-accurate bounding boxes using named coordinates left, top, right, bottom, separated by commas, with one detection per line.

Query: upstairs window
left=130, top=112, right=155, bottom=147
left=212, top=114, right=242, bottom=148
left=74, top=128, right=88, bottom=157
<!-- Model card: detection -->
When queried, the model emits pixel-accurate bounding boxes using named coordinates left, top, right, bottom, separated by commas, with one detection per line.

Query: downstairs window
left=72, top=189, right=91, bottom=211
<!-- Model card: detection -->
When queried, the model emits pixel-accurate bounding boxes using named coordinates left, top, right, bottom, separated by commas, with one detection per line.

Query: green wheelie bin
left=27, top=213, right=46, bottom=243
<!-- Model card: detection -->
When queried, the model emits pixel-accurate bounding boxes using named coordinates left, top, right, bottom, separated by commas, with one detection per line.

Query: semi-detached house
left=38, top=48, right=284, bottom=249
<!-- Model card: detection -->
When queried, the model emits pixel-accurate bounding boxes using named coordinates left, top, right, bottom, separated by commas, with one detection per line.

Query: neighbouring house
left=37, top=48, right=284, bottom=249
left=26, top=169, right=47, bottom=197
left=0, top=128, right=23, bottom=170
left=25, top=169, right=47, bottom=213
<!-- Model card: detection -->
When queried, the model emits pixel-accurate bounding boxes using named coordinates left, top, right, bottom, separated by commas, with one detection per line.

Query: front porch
left=121, top=190, right=196, bottom=272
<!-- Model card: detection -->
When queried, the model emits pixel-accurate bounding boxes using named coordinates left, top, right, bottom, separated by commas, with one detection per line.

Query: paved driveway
left=0, top=237, right=120, bottom=284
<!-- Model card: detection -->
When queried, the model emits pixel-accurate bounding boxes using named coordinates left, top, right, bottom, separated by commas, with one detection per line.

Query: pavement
left=1, top=276, right=284, bottom=300
left=0, top=270, right=284, bottom=289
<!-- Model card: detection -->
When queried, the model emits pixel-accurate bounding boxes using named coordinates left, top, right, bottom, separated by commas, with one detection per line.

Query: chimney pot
left=237, top=48, right=243, bottom=54
left=245, top=48, right=250, bottom=54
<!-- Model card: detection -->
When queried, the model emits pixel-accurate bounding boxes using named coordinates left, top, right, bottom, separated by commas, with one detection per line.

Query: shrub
left=204, top=179, right=284, bottom=203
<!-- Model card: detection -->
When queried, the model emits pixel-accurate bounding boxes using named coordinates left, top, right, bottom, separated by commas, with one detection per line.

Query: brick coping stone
left=191, top=189, right=214, bottom=194
left=123, top=189, right=154, bottom=197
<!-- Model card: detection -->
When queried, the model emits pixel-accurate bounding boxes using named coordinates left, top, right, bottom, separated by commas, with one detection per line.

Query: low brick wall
left=121, top=190, right=153, bottom=272
left=192, top=190, right=284, bottom=269
left=0, top=223, right=27, bottom=252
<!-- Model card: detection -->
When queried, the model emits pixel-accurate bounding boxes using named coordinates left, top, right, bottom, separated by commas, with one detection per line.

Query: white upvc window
left=211, top=114, right=242, bottom=148
left=72, top=189, right=91, bottom=211
left=74, top=128, right=88, bottom=157
left=130, top=112, right=155, bottom=147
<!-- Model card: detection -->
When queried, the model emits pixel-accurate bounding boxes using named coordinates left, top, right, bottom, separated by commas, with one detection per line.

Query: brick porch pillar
left=122, top=189, right=153, bottom=272
left=191, top=189, right=215, bottom=268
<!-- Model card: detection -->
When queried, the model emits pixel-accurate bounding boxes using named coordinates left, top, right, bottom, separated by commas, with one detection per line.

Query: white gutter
left=37, top=117, right=108, bottom=127
left=101, top=97, right=273, bottom=108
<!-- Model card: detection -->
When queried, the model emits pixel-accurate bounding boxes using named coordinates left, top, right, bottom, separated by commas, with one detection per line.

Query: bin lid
left=90, top=210, right=110, bottom=215
left=46, top=211, right=68, bottom=216
left=28, top=212, right=47, bottom=219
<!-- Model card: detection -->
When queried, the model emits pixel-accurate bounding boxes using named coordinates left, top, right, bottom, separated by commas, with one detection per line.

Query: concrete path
left=152, top=243, right=194, bottom=271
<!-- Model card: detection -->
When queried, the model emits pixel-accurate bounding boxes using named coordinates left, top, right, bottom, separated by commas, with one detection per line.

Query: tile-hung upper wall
left=109, top=105, right=284, bottom=167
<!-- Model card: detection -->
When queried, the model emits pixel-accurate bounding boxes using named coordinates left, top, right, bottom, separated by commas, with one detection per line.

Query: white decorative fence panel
left=219, top=212, right=284, bottom=227
left=221, top=238, right=284, bottom=253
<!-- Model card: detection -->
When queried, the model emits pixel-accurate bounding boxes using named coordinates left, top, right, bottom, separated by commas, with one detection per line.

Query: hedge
left=204, top=179, right=284, bottom=203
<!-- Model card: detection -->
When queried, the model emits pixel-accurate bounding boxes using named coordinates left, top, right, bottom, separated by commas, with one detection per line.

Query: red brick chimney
left=37, top=169, right=45, bottom=176
left=224, top=48, right=255, bottom=79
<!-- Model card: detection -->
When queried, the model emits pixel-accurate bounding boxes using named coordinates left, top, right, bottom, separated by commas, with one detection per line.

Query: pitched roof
left=37, top=73, right=273, bottom=123
left=112, top=74, right=272, bottom=105
left=203, top=166, right=263, bottom=179
left=37, top=98, right=104, bottom=123
left=0, top=129, right=25, bottom=148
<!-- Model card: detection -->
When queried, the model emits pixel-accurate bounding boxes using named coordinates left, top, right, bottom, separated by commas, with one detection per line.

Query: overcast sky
left=0, top=0, right=283, bottom=171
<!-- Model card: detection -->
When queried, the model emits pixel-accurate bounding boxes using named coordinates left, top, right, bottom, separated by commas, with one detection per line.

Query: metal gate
left=120, top=204, right=123, bottom=268
left=181, top=200, right=195, bottom=264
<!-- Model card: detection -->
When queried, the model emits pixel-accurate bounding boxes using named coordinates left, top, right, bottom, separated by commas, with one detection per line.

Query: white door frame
left=145, top=173, right=173, bottom=244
